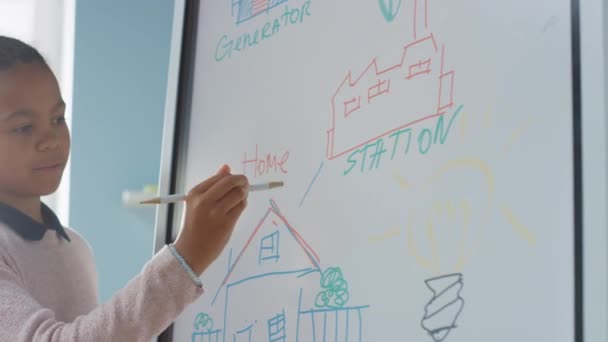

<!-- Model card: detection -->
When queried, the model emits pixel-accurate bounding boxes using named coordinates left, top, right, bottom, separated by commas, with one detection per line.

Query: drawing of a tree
left=315, top=267, right=350, bottom=308
left=193, top=312, right=214, bottom=332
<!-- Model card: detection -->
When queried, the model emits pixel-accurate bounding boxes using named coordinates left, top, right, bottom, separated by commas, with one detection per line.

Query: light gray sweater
left=0, top=223, right=204, bottom=341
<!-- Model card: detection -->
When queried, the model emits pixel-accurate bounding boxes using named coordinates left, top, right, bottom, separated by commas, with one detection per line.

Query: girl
left=0, top=35, right=249, bottom=341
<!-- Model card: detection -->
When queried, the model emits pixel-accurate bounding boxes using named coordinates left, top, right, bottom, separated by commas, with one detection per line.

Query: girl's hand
left=173, top=165, right=249, bottom=275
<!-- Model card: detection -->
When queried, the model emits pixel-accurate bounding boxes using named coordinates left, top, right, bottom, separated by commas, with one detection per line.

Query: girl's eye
left=13, top=124, right=33, bottom=134
left=53, top=116, right=66, bottom=125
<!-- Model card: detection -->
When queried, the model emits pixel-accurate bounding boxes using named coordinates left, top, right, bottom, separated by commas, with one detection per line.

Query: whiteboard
left=156, top=0, right=582, bottom=341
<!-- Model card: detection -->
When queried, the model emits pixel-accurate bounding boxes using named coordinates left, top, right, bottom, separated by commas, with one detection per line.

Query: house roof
left=211, top=199, right=320, bottom=304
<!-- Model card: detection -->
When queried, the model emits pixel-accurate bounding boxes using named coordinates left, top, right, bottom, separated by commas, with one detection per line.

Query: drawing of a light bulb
left=398, top=158, right=495, bottom=341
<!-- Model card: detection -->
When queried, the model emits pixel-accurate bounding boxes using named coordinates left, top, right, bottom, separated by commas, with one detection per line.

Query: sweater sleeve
left=0, top=246, right=204, bottom=342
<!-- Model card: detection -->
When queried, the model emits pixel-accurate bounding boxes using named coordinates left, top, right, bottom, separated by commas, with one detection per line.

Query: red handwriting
left=242, top=144, right=290, bottom=177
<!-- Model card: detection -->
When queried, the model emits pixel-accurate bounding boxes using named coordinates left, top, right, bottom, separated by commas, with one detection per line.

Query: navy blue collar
left=0, top=201, right=70, bottom=242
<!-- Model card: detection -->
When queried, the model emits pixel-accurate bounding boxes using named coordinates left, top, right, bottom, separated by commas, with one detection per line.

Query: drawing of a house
left=231, top=0, right=288, bottom=24
left=326, top=0, right=455, bottom=160
left=192, top=200, right=369, bottom=342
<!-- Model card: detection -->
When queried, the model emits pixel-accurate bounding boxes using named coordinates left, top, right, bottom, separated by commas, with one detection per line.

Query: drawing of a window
left=267, top=310, right=286, bottom=342
left=344, top=97, right=361, bottom=118
left=259, top=231, right=280, bottom=263
left=406, top=59, right=432, bottom=79
left=367, top=79, right=391, bottom=103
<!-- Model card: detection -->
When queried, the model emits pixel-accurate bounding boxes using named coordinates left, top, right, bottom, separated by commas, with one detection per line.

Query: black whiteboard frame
left=156, top=0, right=584, bottom=340
left=570, top=0, right=583, bottom=339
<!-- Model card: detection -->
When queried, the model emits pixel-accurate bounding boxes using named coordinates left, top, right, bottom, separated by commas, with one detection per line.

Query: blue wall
left=71, top=0, right=175, bottom=302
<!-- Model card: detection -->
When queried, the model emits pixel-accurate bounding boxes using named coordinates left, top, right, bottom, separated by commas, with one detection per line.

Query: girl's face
left=0, top=62, right=70, bottom=198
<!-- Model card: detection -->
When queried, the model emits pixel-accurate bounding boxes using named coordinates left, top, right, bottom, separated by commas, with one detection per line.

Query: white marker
left=140, top=181, right=284, bottom=204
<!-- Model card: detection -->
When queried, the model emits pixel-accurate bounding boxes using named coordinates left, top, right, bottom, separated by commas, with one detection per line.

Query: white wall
left=0, top=1, right=35, bottom=40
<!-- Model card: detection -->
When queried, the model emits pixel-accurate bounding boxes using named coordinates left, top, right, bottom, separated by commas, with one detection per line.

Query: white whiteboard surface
left=161, top=0, right=581, bottom=341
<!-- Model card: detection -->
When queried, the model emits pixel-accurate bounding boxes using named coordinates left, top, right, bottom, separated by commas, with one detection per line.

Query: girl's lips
left=34, top=164, right=62, bottom=171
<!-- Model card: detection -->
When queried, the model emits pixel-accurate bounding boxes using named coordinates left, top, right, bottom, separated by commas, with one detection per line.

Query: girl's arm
left=0, top=166, right=248, bottom=342
left=0, top=245, right=202, bottom=342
